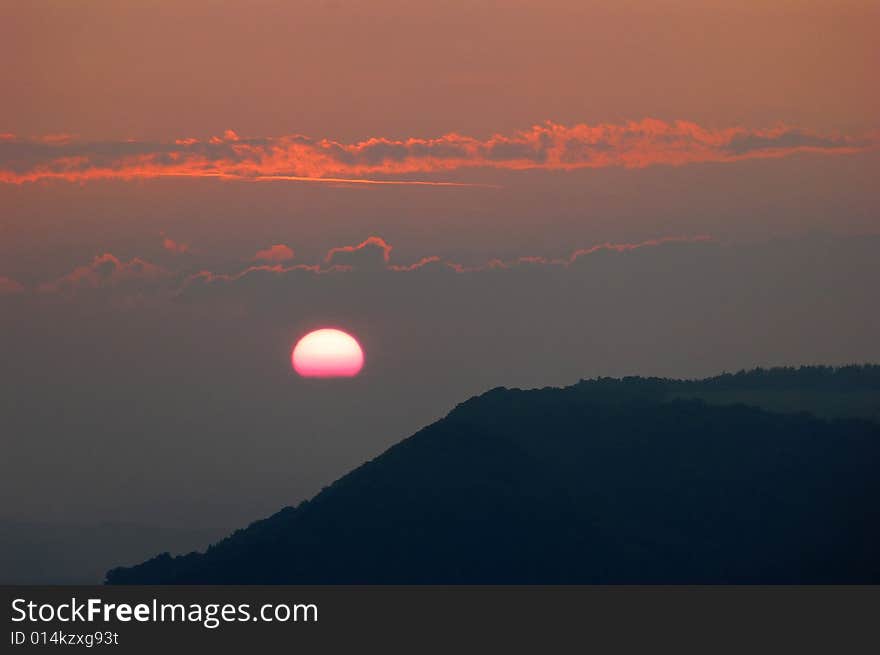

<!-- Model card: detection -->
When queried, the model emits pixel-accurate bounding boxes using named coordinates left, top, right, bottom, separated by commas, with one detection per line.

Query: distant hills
left=107, top=366, right=880, bottom=584
left=665, top=364, right=880, bottom=422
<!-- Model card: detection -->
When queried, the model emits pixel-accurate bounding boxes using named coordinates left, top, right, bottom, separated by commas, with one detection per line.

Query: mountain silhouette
left=107, top=366, right=880, bottom=584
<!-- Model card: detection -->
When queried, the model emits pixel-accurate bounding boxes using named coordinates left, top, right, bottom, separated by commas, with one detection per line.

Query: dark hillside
left=108, top=367, right=880, bottom=584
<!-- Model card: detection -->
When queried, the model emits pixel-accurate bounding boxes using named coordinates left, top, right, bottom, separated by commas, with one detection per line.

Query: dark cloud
left=38, top=253, right=169, bottom=294
left=724, top=128, right=862, bottom=155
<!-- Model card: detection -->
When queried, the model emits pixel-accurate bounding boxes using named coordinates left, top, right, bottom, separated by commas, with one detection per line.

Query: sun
left=291, top=328, right=364, bottom=378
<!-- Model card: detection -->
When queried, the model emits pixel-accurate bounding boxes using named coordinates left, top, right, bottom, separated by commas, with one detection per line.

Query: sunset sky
left=1, top=2, right=878, bottom=578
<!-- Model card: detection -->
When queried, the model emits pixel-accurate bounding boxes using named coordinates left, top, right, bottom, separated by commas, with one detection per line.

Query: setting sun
left=291, top=328, right=364, bottom=378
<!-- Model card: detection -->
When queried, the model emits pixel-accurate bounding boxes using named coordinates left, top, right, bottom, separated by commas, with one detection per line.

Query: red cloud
left=0, top=121, right=873, bottom=185
left=325, top=236, right=393, bottom=270
left=253, top=244, right=295, bottom=263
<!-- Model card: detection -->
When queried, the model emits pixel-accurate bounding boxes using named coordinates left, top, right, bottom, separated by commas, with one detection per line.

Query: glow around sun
left=291, top=328, right=364, bottom=378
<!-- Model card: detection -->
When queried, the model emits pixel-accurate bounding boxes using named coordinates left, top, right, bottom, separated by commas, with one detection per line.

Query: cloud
left=0, top=276, right=25, bottom=295
left=388, top=256, right=443, bottom=272
left=161, top=232, right=190, bottom=255
left=179, top=263, right=320, bottom=291
left=39, top=253, right=168, bottom=294
left=325, top=236, right=393, bottom=271
left=0, top=120, right=873, bottom=185
left=444, top=235, right=714, bottom=272
left=568, top=235, right=713, bottom=264
left=175, top=235, right=715, bottom=296
left=253, top=244, right=295, bottom=263
left=26, top=235, right=721, bottom=299
left=142, top=236, right=725, bottom=296
left=722, top=128, right=859, bottom=155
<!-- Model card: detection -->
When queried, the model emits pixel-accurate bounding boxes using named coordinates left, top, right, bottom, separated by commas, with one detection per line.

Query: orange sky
left=1, top=1, right=878, bottom=283
left=2, top=1, right=877, bottom=141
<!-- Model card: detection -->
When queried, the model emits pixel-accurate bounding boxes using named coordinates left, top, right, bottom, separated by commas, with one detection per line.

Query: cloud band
left=0, top=121, right=873, bottom=185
